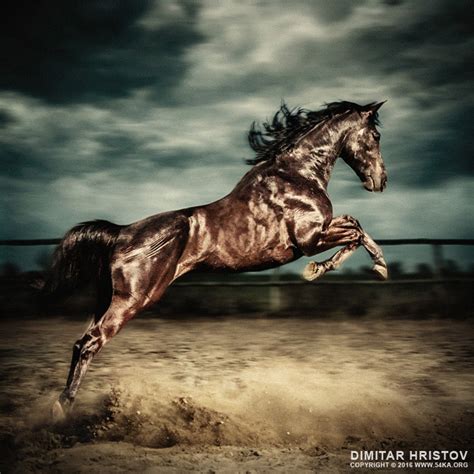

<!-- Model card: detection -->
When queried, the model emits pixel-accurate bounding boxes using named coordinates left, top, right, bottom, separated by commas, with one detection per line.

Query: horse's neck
left=277, top=122, right=342, bottom=190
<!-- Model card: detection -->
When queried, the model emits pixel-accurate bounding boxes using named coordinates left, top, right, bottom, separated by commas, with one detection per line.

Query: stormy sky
left=1, top=0, right=473, bottom=272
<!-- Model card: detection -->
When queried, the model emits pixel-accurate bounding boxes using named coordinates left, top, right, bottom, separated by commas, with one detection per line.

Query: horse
left=47, top=100, right=388, bottom=420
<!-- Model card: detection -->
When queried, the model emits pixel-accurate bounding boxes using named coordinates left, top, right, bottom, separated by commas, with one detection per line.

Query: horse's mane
left=247, top=101, right=380, bottom=165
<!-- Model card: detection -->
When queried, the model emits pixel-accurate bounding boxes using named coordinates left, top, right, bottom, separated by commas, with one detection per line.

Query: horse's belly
left=208, top=229, right=297, bottom=271
left=204, top=246, right=296, bottom=272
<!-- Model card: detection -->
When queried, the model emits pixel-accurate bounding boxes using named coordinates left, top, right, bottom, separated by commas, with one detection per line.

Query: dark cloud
left=0, top=0, right=203, bottom=104
left=307, top=0, right=357, bottom=23
left=0, top=118, right=230, bottom=186
left=354, top=1, right=474, bottom=89
left=0, top=109, right=14, bottom=128
left=390, top=106, right=474, bottom=187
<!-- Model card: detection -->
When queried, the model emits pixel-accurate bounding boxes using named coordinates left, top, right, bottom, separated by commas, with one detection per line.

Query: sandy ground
left=0, top=315, right=473, bottom=473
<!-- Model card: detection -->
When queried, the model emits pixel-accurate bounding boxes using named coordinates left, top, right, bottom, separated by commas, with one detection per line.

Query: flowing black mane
left=247, top=101, right=380, bottom=165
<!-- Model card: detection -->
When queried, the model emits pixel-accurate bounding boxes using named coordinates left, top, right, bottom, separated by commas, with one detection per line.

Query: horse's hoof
left=373, top=262, right=388, bottom=280
left=51, top=400, right=66, bottom=423
left=302, top=262, right=325, bottom=281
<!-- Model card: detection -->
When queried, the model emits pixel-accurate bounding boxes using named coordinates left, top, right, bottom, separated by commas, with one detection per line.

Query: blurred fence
left=1, top=237, right=473, bottom=281
left=0, top=238, right=473, bottom=317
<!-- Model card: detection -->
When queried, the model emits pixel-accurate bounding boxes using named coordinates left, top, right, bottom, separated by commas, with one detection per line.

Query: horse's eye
left=373, top=132, right=380, bottom=141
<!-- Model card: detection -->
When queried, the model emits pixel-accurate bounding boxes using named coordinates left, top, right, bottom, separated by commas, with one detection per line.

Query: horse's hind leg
left=51, top=294, right=144, bottom=420
left=52, top=240, right=184, bottom=420
left=60, top=276, right=113, bottom=400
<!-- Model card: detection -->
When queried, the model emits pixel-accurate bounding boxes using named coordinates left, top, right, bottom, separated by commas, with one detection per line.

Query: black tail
left=42, top=220, right=123, bottom=300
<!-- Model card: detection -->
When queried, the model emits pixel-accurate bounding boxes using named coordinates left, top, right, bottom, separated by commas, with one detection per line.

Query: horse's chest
left=283, top=194, right=333, bottom=255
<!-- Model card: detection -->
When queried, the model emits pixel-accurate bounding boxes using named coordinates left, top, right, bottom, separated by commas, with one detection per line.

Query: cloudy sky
left=1, top=0, right=473, bottom=271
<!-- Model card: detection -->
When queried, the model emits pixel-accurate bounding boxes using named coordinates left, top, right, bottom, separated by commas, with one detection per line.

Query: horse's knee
left=344, top=215, right=361, bottom=229
left=333, top=215, right=362, bottom=231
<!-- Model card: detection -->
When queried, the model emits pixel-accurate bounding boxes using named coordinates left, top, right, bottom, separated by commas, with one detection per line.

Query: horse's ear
left=361, top=101, right=386, bottom=118
left=371, top=100, right=386, bottom=112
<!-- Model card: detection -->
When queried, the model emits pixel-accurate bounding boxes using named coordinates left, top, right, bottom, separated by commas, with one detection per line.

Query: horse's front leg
left=302, top=215, right=388, bottom=281
left=302, top=242, right=359, bottom=281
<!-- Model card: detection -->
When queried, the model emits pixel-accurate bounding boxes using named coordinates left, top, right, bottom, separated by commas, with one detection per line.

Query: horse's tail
left=41, top=220, right=123, bottom=299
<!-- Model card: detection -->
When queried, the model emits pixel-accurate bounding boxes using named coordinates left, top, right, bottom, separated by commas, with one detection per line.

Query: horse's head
left=341, top=102, right=387, bottom=192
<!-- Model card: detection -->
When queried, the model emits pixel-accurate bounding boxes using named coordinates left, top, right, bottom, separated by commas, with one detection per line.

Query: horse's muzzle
left=363, top=173, right=387, bottom=192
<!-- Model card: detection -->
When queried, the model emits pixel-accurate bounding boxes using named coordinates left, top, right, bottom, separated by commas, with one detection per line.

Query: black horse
left=47, top=100, right=388, bottom=419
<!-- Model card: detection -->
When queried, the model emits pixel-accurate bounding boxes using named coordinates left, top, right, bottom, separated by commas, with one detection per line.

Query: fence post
left=431, top=243, right=449, bottom=316
left=269, top=267, right=281, bottom=312
left=432, top=244, right=444, bottom=278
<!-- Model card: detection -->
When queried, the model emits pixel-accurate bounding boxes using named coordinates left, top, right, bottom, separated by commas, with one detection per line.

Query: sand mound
left=89, top=387, right=260, bottom=448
